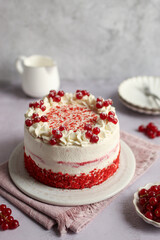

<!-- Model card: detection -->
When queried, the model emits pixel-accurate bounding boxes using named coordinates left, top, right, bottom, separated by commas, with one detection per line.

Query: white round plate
left=118, top=76, right=160, bottom=114
left=8, top=140, right=136, bottom=206
left=119, top=97, right=160, bottom=115
left=133, top=183, right=160, bottom=228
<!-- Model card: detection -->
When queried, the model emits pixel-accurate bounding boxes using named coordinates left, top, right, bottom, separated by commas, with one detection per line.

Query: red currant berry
left=145, top=211, right=153, bottom=220
left=0, top=216, right=5, bottom=225
left=96, top=97, right=103, bottom=102
left=11, top=220, right=19, bottom=229
left=57, top=90, right=65, bottom=97
left=103, top=100, right=110, bottom=107
left=100, top=112, right=107, bottom=120
left=39, top=100, right=44, bottom=106
left=147, top=122, right=155, bottom=128
left=32, top=113, right=39, bottom=119
left=50, top=138, right=57, bottom=145
left=81, top=90, right=88, bottom=96
left=157, top=131, right=160, bottom=137
left=85, top=130, right=93, bottom=139
left=41, top=115, right=48, bottom=122
left=155, top=208, right=160, bottom=217
left=150, top=185, right=159, bottom=193
left=108, top=111, right=115, bottom=116
left=3, top=208, right=12, bottom=216
left=40, top=105, right=46, bottom=111
left=35, top=102, right=40, bottom=108
left=147, top=122, right=158, bottom=132
left=84, top=124, right=92, bottom=131
left=48, top=93, right=55, bottom=98
left=49, top=90, right=56, bottom=95
left=147, top=130, right=157, bottom=139
left=25, top=119, right=33, bottom=127
left=141, top=207, right=147, bottom=214
left=32, top=102, right=36, bottom=108
left=90, top=135, right=99, bottom=143
left=54, top=95, right=61, bottom=102
left=96, top=101, right=103, bottom=109
left=138, top=125, right=146, bottom=132
left=59, top=125, right=66, bottom=131
left=107, top=115, right=118, bottom=124
left=149, top=197, right=158, bottom=206
left=7, top=216, right=14, bottom=222
left=0, top=204, right=6, bottom=211
left=1, top=222, right=9, bottom=231
left=54, top=130, right=63, bottom=139
left=145, top=128, right=150, bottom=135
left=76, top=89, right=81, bottom=93
left=148, top=191, right=156, bottom=198
left=29, top=103, right=34, bottom=108
left=139, top=197, right=148, bottom=206
left=52, top=128, right=57, bottom=135
left=146, top=204, right=154, bottom=211
left=4, top=208, right=12, bottom=216
left=138, top=188, right=148, bottom=198
left=34, top=117, right=41, bottom=123
left=76, top=92, right=83, bottom=99
left=92, top=127, right=100, bottom=135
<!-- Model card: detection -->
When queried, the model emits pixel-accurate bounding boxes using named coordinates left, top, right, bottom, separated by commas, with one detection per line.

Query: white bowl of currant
left=133, top=183, right=160, bottom=228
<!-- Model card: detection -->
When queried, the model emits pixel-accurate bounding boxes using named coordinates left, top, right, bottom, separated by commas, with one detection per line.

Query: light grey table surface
left=0, top=79, right=160, bottom=240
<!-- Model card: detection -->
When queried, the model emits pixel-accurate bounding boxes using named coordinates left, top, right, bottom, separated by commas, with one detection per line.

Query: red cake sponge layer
left=24, top=151, right=120, bottom=189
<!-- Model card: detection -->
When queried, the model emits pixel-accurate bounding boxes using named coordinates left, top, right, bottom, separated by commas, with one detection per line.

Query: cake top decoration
left=25, top=90, right=118, bottom=146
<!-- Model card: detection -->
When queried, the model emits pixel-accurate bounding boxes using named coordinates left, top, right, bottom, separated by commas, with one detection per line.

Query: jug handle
left=16, top=56, right=26, bottom=74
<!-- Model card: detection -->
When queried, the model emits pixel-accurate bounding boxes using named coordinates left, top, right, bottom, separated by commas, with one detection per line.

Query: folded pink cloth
left=0, top=131, right=160, bottom=234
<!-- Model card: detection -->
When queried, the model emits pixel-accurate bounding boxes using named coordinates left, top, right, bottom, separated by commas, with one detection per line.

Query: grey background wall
left=1, top=0, right=160, bottom=85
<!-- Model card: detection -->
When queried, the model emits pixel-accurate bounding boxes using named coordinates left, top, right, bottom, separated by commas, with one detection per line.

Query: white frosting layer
left=24, top=122, right=120, bottom=175
left=25, top=143, right=119, bottom=175
left=25, top=93, right=118, bottom=146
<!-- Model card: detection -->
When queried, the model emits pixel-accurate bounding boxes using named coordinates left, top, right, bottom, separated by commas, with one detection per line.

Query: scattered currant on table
left=138, top=122, right=160, bottom=139
left=138, top=185, right=160, bottom=222
left=0, top=204, right=19, bottom=231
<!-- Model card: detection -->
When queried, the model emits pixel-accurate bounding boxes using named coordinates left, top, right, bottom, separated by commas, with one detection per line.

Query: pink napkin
left=0, top=131, right=160, bottom=234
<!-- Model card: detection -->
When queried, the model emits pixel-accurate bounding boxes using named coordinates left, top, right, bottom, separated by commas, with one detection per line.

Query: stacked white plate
left=118, top=76, right=160, bottom=115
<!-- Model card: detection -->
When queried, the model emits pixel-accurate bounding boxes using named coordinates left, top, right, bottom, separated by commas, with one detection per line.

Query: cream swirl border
left=25, top=93, right=118, bottom=146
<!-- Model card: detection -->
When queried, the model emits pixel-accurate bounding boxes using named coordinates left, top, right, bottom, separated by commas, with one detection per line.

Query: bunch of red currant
left=138, top=122, right=160, bottom=139
left=138, top=185, right=160, bottom=221
left=0, top=204, right=19, bottom=231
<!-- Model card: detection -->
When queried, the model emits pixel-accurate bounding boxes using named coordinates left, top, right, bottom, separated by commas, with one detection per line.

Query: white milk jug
left=16, top=55, right=60, bottom=98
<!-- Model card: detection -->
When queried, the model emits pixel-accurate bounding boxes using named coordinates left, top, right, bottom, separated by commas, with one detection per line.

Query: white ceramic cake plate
left=118, top=76, right=160, bottom=115
left=8, top=140, right=136, bottom=206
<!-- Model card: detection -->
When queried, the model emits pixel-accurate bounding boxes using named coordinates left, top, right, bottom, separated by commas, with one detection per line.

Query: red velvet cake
left=24, top=90, right=120, bottom=189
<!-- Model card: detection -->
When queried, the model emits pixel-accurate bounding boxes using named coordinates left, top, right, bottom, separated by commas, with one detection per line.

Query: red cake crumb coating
left=24, top=150, right=120, bottom=189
